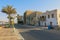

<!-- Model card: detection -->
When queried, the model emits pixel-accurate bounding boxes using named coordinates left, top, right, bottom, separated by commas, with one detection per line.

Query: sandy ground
left=0, top=27, right=18, bottom=40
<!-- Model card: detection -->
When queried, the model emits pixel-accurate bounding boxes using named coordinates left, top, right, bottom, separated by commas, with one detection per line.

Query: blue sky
left=0, top=0, right=60, bottom=21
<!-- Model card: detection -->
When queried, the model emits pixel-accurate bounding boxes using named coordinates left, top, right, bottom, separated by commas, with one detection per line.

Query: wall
left=57, top=10, right=60, bottom=26
left=46, top=10, right=57, bottom=26
left=40, top=9, right=57, bottom=26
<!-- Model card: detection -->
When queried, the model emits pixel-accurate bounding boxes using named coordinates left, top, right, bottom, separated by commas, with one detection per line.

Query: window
left=42, top=16, right=44, bottom=18
left=48, top=15, right=50, bottom=18
left=52, top=14, right=54, bottom=18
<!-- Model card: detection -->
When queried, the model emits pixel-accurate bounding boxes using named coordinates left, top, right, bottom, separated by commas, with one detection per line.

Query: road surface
left=15, top=24, right=60, bottom=40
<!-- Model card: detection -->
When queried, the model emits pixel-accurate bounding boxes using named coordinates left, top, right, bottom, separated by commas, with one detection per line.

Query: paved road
left=15, top=24, right=60, bottom=40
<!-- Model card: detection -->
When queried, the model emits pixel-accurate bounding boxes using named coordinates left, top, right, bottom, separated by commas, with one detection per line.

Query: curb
left=13, top=27, right=24, bottom=40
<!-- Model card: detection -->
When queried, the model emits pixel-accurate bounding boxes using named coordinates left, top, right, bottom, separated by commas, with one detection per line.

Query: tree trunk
left=9, top=14, right=11, bottom=27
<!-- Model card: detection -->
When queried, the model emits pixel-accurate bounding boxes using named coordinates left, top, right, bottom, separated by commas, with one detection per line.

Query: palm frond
left=2, top=5, right=17, bottom=14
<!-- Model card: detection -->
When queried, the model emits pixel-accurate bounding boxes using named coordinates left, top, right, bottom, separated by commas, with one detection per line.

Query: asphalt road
left=15, top=24, right=60, bottom=40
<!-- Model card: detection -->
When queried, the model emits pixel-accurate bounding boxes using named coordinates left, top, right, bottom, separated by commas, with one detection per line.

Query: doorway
left=45, top=23, right=46, bottom=27
left=50, top=22, right=52, bottom=26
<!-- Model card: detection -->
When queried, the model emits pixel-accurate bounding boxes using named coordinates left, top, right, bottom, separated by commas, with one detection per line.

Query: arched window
left=48, top=15, right=50, bottom=18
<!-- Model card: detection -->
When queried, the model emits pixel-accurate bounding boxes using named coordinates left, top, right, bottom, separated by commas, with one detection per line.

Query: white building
left=39, top=9, right=60, bottom=27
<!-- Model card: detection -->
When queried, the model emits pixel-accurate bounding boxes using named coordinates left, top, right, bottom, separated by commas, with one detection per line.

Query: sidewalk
left=0, top=27, right=18, bottom=40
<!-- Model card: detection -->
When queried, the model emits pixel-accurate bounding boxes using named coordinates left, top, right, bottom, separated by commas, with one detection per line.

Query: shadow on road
left=14, top=24, right=44, bottom=29
left=14, top=24, right=37, bottom=29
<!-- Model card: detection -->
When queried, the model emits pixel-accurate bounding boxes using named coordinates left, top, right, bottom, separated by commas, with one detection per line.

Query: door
left=45, top=23, right=46, bottom=27
left=50, top=22, right=52, bottom=26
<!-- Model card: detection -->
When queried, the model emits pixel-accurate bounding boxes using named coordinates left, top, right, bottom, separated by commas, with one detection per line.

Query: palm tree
left=2, top=5, right=16, bottom=27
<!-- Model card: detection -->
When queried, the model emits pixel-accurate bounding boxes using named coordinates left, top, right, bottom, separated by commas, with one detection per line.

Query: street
left=15, top=24, right=60, bottom=40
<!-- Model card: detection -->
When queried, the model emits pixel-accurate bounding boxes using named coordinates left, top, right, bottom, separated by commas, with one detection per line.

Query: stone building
left=24, top=10, right=42, bottom=25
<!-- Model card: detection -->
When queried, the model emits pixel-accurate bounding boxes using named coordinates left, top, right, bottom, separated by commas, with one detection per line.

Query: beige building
left=24, top=10, right=42, bottom=25
left=24, top=10, right=33, bottom=24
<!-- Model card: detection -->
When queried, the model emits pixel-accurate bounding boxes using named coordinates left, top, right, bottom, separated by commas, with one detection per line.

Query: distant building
left=0, top=21, right=8, bottom=25
left=17, top=14, right=23, bottom=24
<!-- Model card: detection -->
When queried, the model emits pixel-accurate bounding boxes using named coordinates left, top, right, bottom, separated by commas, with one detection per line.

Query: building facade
left=40, top=9, right=60, bottom=27
left=24, top=9, right=60, bottom=27
left=24, top=10, right=33, bottom=24
left=24, top=10, right=42, bottom=25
